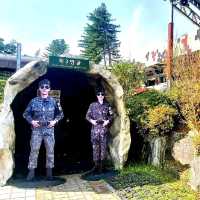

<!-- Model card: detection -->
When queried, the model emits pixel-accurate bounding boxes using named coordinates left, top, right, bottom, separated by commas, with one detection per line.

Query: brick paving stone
left=0, top=174, right=121, bottom=200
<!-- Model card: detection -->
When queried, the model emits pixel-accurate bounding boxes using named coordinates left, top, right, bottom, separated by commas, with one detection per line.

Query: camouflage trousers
left=91, top=125, right=108, bottom=161
left=28, top=128, right=55, bottom=169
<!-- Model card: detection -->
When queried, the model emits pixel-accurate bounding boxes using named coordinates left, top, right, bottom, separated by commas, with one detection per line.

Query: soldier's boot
left=94, top=160, right=100, bottom=173
left=81, top=161, right=99, bottom=178
left=46, top=168, right=53, bottom=180
left=26, top=169, right=35, bottom=181
left=89, top=160, right=99, bottom=173
left=98, top=160, right=103, bottom=174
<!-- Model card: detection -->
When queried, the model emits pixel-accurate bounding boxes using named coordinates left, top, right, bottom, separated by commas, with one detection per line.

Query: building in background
left=0, top=54, right=38, bottom=79
left=144, top=63, right=168, bottom=91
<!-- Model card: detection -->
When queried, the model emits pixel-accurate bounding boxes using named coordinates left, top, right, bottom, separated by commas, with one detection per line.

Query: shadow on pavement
left=81, top=169, right=119, bottom=181
left=7, top=176, right=66, bottom=188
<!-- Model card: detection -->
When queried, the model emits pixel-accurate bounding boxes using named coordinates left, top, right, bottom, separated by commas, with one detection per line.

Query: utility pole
left=167, top=1, right=174, bottom=88
left=16, top=43, right=21, bottom=71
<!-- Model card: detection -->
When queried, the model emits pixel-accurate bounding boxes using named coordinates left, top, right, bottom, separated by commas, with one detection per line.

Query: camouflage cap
left=95, top=87, right=105, bottom=95
left=38, top=79, right=51, bottom=87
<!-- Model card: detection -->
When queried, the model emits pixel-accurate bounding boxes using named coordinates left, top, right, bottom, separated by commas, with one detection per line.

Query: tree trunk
left=103, top=54, right=106, bottom=66
left=103, top=49, right=106, bottom=66
left=147, top=136, right=167, bottom=167
left=108, top=48, right=111, bottom=66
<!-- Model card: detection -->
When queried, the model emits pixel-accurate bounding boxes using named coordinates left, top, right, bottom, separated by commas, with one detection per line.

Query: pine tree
left=79, top=3, right=120, bottom=66
left=4, top=40, right=17, bottom=55
left=45, top=39, right=69, bottom=57
left=0, top=38, right=5, bottom=53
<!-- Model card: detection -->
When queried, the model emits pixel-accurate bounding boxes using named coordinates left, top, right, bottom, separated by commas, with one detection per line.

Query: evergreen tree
left=0, top=38, right=5, bottom=53
left=79, top=3, right=120, bottom=66
left=4, top=40, right=17, bottom=55
left=45, top=39, right=69, bottom=57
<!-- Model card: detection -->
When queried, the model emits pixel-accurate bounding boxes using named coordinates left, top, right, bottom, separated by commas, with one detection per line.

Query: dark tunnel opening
left=11, top=67, right=98, bottom=178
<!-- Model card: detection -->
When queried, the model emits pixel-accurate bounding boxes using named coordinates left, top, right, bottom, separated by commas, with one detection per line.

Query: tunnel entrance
left=11, top=67, right=97, bottom=177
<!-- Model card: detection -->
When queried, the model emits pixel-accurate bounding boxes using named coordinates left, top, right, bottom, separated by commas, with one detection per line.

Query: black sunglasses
left=40, top=85, right=50, bottom=89
left=97, top=92, right=105, bottom=96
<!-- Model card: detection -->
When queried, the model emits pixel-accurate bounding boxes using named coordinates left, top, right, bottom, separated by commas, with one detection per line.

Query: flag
left=151, top=51, right=157, bottom=62
left=195, top=29, right=200, bottom=41
left=145, top=51, right=150, bottom=61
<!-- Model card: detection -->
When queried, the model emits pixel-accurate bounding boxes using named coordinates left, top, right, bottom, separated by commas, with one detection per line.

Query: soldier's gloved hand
left=48, top=120, right=57, bottom=128
left=103, top=120, right=109, bottom=127
left=31, top=120, right=40, bottom=128
left=90, top=119, right=97, bottom=125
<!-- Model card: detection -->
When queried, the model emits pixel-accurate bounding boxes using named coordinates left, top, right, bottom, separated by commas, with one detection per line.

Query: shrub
left=169, top=51, right=200, bottom=132
left=111, top=60, right=144, bottom=99
left=144, top=105, right=177, bottom=136
left=126, top=90, right=172, bottom=122
left=111, top=61, right=178, bottom=138
left=127, top=90, right=177, bottom=137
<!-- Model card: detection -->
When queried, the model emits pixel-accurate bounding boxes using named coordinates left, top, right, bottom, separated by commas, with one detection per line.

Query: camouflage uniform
left=23, top=96, right=64, bottom=169
left=86, top=101, right=113, bottom=161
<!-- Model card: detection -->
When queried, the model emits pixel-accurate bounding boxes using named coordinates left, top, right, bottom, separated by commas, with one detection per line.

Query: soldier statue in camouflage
left=23, top=79, right=64, bottom=181
left=86, top=88, right=113, bottom=173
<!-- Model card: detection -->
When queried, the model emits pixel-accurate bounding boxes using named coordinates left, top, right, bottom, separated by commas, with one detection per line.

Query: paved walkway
left=0, top=174, right=121, bottom=200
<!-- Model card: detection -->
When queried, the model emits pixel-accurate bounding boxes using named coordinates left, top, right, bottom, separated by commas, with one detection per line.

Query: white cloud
left=118, top=1, right=199, bottom=64
left=119, top=6, right=143, bottom=60
left=119, top=6, right=168, bottom=65
left=20, top=40, right=47, bottom=56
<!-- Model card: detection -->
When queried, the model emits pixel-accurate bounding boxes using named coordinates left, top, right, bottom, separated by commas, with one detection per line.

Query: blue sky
left=0, top=0, right=199, bottom=64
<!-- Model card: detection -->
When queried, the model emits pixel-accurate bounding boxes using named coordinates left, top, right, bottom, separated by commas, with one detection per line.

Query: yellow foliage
left=144, top=105, right=177, bottom=136
left=170, top=50, right=200, bottom=132
left=148, top=105, right=176, bottom=127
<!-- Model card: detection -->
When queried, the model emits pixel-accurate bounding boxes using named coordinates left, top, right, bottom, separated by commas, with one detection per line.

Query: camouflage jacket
left=23, top=96, right=64, bottom=126
left=86, top=101, right=113, bottom=125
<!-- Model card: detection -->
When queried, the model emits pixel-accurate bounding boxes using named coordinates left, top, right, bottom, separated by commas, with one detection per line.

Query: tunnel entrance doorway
left=11, top=67, right=97, bottom=177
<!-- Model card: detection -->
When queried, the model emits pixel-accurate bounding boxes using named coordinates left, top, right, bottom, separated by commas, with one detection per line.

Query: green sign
left=48, top=56, right=90, bottom=71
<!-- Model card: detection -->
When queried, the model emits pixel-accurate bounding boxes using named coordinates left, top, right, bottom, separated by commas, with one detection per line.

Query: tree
left=111, top=60, right=144, bottom=99
left=79, top=3, right=120, bottom=66
left=4, top=40, right=17, bottom=55
left=45, top=39, right=69, bottom=57
left=0, top=38, right=18, bottom=55
left=168, top=51, right=200, bottom=132
left=0, top=38, right=5, bottom=53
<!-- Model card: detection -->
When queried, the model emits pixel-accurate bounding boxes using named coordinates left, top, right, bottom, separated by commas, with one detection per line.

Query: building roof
left=0, top=54, right=39, bottom=70
left=0, top=54, right=38, bottom=62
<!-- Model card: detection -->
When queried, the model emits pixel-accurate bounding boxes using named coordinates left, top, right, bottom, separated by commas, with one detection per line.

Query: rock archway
left=0, top=60, right=130, bottom=185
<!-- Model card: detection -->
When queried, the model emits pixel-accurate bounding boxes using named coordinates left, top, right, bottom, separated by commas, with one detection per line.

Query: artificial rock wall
left=0, top=61, right=131, bottom=185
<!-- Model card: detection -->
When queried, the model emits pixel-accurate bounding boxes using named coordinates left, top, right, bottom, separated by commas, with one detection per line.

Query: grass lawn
left=105, top=164, right=198, bottom=200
